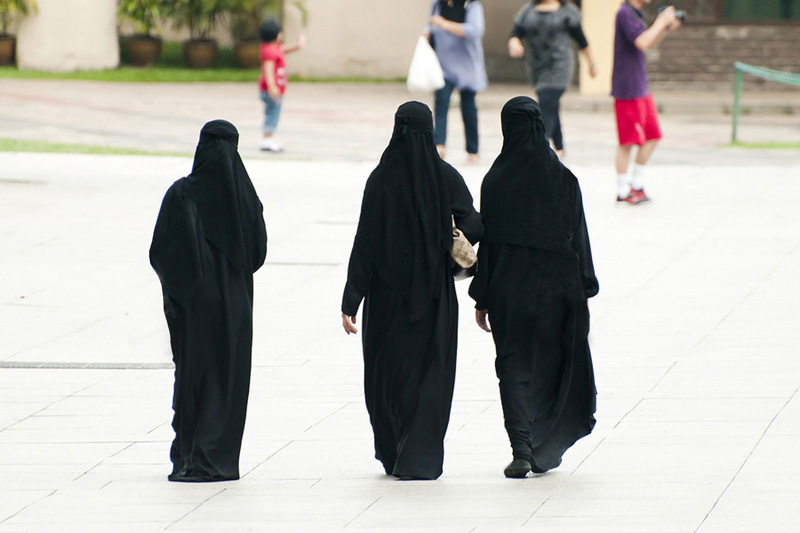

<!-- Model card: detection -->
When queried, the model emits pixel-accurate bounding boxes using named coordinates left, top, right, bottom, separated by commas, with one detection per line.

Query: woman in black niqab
left=469, top=96, right=598, bottom=478
left=150, top=119, right=267, bottom=482
left=341, top=101, right=483, bottom=480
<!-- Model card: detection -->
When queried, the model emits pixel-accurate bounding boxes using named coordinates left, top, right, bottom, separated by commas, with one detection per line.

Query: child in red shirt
left=258, top=19, right=304, bottom=152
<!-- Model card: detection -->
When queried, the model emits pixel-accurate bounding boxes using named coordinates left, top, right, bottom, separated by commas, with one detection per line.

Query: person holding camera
left=612, top=1, right=681, bottom=205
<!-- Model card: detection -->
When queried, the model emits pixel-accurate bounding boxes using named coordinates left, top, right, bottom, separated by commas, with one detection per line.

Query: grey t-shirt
left=512, top=3, right=585, bottom=90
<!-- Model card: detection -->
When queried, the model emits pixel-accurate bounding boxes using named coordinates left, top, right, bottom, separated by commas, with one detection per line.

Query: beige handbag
left=449, top=215, right=477, bottom=280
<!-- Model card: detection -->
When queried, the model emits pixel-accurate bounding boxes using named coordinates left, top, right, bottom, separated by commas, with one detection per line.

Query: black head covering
left=354, top=101, right=452, bottom=321
left=439, top=0, right=468, bottom=23
left=181, top=119, right=263, bottom=270
left=480, top=96, right=577, bottom=255
left=259, top=19, right=282, bottom=42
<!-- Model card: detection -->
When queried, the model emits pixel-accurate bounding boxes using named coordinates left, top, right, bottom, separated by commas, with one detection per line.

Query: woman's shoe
left=503, top=458, right=532, bottom=478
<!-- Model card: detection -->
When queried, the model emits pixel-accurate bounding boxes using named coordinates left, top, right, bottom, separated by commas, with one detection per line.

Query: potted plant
left=0, top=0, right=37, bottom=65
left=229, top=0, right=281, bottom=69
left=163, top=0, right=232, bottom=68
left=118, top=0, right=163, bottom=66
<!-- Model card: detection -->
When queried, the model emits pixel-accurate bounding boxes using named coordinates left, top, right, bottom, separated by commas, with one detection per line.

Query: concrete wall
left=285, top=0, right=430, bottom=79
left=282, top=0, right=530, bottom=82
left=580, top=0, right=616, bottom=95
left=17, top=0, right=119, bottom=72
left=483, top=0, right=529, bottom=83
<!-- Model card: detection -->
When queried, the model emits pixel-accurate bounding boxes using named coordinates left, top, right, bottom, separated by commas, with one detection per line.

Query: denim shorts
left=260, top=91, right=282, bottom=134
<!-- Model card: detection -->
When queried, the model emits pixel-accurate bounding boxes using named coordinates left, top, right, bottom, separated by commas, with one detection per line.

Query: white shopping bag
left=407, top=36, right=446, bottom=93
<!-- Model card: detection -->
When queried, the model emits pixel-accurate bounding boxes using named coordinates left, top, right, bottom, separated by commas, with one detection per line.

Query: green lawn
left=727, top=140, right=800, bottom=150
left=0, top=138, right=187, bottom=156
left=0, top=40, right=258, bottom=83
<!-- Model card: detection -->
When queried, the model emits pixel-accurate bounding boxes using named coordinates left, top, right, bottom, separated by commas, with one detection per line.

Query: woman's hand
left=342, top=313, right=358, bottom=335
left=508, top=37, right=525, bottom=59
left=430, top=15, right=447, bottom=28
left=430, top=15, right=466, bottom=37
left=475, top=309, right=491, bottom=332
left=589, top=62, right=598, bottom=78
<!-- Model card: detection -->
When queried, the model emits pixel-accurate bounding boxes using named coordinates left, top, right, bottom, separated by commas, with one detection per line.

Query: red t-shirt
left=258, top=42, right=287, bottom=94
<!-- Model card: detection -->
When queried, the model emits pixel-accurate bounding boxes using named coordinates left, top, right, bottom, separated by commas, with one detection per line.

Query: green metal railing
left=731, top=62, right=800, bottom=142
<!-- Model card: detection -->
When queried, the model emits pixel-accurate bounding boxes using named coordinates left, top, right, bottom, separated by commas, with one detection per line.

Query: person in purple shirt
left=612, top=1, right=680, bottom=205
left=426, top=0, right=488, bottom=164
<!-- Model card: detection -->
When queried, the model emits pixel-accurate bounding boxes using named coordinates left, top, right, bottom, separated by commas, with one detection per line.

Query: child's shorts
left=614, top=94, right=662, bottom=146
left=260, top=91, right=283, bottom=134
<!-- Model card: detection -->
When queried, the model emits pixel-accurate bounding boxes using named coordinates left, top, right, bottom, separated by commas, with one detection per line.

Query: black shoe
left=503, top=458, right=531, bottom=478
left=530, top=457, right=547, bottom=474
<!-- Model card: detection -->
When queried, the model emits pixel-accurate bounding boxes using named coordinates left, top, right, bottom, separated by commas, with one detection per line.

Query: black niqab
left=480, top=96, right=576, bottom=256
left=354, top=101, right=452, bottom=321
left=439, top=0, right=468, bottom=22
left=469, top=96, right=598, bottom=474
left=149, top=119, right=267, bottom=482
left=342, top=102, right=483, bottom=480
left=181, top=120, right=263, bottom=271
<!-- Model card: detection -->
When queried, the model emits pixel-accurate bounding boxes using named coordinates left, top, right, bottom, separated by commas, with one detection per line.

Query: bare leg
left=616, top=144, right=633, bottom=174
left=635, top=139, right=659, bottom=165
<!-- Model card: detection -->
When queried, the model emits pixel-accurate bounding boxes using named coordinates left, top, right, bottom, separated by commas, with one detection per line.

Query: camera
left=658, top=5, right=686, bottom=22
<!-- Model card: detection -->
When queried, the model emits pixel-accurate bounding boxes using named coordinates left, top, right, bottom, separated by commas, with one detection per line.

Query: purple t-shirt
left=611, top=3, right=649, bottom=100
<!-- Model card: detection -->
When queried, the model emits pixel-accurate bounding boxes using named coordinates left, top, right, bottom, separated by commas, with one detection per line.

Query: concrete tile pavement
left=1, top=79, right=799, bottom=531
left=1, top=79, right=799, bottom=167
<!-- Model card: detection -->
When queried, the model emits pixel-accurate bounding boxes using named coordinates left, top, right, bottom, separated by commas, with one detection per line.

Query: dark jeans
left=434, top=80, right=479, bottom=155
left=536, top=87, right=565, bottom=151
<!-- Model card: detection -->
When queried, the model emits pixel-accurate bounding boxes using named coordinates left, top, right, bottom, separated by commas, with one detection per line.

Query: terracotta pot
left=183, top=39, right=218, bottom=69
left=125, top=35, right=162, bottom=67
left=0, top=35, right=15, bottom=66
left=234, top=41, right=261, bottom=69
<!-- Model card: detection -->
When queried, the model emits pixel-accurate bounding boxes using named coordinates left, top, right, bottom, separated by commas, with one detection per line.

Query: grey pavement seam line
left=264, top=261, right=341, bottom=267
left=166, top=487, right=228, bottom=531
left=0, top=362, right=173, bottom=369
left=73, top=442, right=135, bottom=482
left=303, top=402, right=349, bottom=433
left=6, top=309, right=126, bottom=358
left=570, top=435, right=607, bottom=477
left=343, top=489, right=389, bottom=529
left=1, top=375, right=103, bottom=432
left=522, top=486, right=557, bottom=527
left=613, top=398, right=645, bottom=429
left=239, top=440, right=293, bottom=480
left=147, top=420, right=172, bottom=436
left=0, top=489, right=57, bottom=525
left=693, top=384, right=800, bottom=533
left=646, top=361, right=679, bottom=395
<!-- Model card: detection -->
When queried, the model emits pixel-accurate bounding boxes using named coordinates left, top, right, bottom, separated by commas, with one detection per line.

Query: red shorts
left=614, top=94, right=662, bottom=146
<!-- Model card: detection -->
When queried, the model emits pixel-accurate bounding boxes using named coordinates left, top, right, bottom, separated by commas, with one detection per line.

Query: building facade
left=13, top=0, right=799, bottom=93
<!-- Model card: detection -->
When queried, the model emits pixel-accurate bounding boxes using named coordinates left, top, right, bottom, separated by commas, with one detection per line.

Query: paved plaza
left=1, top=80, right=799, bottom=531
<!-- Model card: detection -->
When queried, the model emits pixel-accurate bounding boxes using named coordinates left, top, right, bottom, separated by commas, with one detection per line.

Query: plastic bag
left=407, top=36, right=446, bottom=93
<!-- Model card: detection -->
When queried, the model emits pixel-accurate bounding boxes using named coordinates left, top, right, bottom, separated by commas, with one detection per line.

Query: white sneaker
left=260, top=139, right=283, bottom=153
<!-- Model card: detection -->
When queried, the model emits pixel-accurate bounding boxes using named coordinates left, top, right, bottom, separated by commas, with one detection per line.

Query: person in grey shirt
left=426, top=0, right=488, bottom=163
left=509, top=0, right=596, bottom=159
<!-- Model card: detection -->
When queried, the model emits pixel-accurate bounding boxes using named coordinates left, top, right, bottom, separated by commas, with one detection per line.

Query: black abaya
left=342, top=102, right=483, bottom=480
left=150, top=120, right=267, bottom=482
left=469, top=97, right=597, bottom=473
